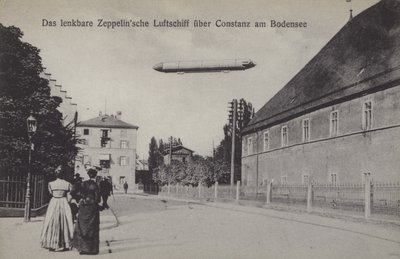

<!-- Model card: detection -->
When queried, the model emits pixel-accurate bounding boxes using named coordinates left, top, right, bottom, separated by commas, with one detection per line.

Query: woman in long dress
left=73, top=168, right=101, bottom=255
left=40, top=165, right=74, bottom=251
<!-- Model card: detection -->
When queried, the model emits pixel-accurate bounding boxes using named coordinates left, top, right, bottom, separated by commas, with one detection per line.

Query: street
left=1, top=194, right=400, bottom=259
left=104, top=194, right=400, bottom=259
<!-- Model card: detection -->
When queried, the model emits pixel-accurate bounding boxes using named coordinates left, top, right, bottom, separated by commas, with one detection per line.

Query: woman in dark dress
left=73, top=168, right=101, bottom=255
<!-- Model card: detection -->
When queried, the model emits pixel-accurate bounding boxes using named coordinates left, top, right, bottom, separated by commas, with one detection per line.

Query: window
left=263, top=131, right=269, bottom=151
left=119, top=176, right=126, bottom=184
left=247, top=137, right=253, bottom=155
left=330, top=111, right=339, bottom=137
left=100, top=160, right=110, bottom=168
left=363, top=101, right=372, bottom=130
left=302, top=119, right=310, bottom=142
left=120, top=140, right=129, bottom=149
left=101, top=130, right=109, bottom=148
left=281, top=176, right=287, bottom=184
left=120, top=156, right=128, bottom=166
left=83, top=129, right=90, bottom=135
left=281, top=126, right=288, bottom=147
left=120, top=129, right=127, bottom=137
left=302, top=174, right=309, bottom=185
left=102, top=130, right=109, bottom=138
left=329, top=173, right=337, bottom=185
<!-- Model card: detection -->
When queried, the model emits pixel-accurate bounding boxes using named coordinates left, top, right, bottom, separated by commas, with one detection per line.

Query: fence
left=154, top=179, right=400, bottom=218
left=372, top=182, right=400, bottom=216
left=0, top=175, right=50, bottom=209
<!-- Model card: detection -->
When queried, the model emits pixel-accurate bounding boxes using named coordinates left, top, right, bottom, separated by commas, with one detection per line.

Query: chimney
left=349, top=9, right=353, bottom=21
left=116, top=111, right=122, bottom=120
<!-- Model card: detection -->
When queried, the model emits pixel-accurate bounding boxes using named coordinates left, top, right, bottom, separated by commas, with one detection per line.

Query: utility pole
left=229, top=99, right=237, bottom=191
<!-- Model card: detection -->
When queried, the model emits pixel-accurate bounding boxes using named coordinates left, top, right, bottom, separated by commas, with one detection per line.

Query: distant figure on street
left=73, top=168, right=101, bottom=255
left=40, top=165, right=74, bottom=252
left=99, top=177, right=113, bottom=210
left=123, top=181, right=128, bottom=193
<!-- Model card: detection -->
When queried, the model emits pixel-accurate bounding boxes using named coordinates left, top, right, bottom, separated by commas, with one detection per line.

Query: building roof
left=162, top=145, right=194, bottom=156
left=78, top=115, right=139, bottom=129
left=243, top=0, right=400, bottom=134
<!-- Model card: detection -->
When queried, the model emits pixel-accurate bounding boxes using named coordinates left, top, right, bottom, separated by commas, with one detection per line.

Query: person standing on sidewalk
left=123, top=181, right=128, bottom=194
left=73, top=168, right=101, bottom=255
left=40, top=165, right=74, bottom=252
left=99, top=177, right=113, bottom=210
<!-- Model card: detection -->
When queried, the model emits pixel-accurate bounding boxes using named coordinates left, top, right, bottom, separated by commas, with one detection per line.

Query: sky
left=0, top=0, right=379, bottom=158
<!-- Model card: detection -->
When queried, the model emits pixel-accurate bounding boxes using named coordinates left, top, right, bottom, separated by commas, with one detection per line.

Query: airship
left=153, top=59, right=256, bottom=73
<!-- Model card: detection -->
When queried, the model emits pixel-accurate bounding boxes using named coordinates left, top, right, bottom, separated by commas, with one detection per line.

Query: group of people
left=39, top=165, right=113, bottom=255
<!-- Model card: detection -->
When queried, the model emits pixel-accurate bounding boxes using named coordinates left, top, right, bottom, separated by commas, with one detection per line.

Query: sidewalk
left=136, top=192, right=400, bottom=226
left=0, top=206, right=118, bottom=259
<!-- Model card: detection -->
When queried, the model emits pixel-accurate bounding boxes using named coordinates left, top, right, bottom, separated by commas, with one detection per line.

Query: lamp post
left=24, top=114, right=37, bottom=222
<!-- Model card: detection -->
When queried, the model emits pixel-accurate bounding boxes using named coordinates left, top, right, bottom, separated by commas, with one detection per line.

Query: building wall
left=41, top=72, right=77, bottom=126
left=75, top=126, right=137, bottom=188
left=242, top=85, right=400, bottom=185
left=164, top=149, right=193, bottom=165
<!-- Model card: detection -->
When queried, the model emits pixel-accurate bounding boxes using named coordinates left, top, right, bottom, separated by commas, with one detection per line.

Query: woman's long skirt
left=73, top=203, right=100, bottom=254
left=40, top=197, right=74, bottom=250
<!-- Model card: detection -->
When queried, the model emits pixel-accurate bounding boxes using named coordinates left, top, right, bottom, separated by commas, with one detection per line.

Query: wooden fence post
left=266, top=180, right=271, bottom=204
left=214, top=181, right=218, bottom=199
left=364, top=173, right=371, bottom=219
left=236, top=181, right=240, bottom=201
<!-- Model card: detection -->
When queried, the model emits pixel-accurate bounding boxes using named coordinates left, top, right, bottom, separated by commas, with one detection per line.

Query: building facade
left=242, top=0, right=400, bottom=186
left=75, top=112, right=138, bottom=188
left=41, top=70, right=77, bottom=126
left=163, top=145, right=194, bottom=165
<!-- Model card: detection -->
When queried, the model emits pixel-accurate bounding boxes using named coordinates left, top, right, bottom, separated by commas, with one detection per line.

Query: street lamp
left=24, top=114, right=37, bottom=222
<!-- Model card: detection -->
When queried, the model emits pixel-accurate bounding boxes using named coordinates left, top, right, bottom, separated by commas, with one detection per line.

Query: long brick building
left=241, top=0, right=400, bottom=186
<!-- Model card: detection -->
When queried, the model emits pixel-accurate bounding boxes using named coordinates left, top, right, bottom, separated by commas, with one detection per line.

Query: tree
left=148, top=137, right=163, bottom=173
left=0, top=24, right=79, bottom=176
left=214, top=98, right=255, bottom=183
left=158, top=139, right=165, bottom=154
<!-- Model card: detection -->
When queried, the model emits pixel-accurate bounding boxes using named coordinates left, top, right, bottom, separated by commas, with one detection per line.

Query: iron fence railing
left=150, top=180, right=400, bottom=217
left=372, top=182, right=400, bottom=216
left=312, top=183, right=365, bottom=212
left=0, top=175, right=50, bottom=209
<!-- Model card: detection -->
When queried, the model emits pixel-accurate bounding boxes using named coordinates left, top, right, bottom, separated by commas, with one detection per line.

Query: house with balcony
left=75, top=112, right=138, bottom=188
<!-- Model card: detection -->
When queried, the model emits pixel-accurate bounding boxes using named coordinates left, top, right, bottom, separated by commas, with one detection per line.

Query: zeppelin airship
left=153, top=59, right=256, bottom=73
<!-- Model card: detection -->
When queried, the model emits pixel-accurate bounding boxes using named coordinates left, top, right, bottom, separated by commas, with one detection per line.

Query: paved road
left=1, top=194, right=399, bottom=259
left=101, top=194, right=400, bottom=259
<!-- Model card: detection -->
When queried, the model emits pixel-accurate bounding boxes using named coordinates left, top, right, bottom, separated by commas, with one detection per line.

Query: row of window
left=82, top=128, right=128, bottom=137
left=81, top=155, right=130, bottom=166
left=246, top=101, right=373, bottom=155
left=81, top=139, right=130, bottom=149
left=278, top=173, right=337, bottom=185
